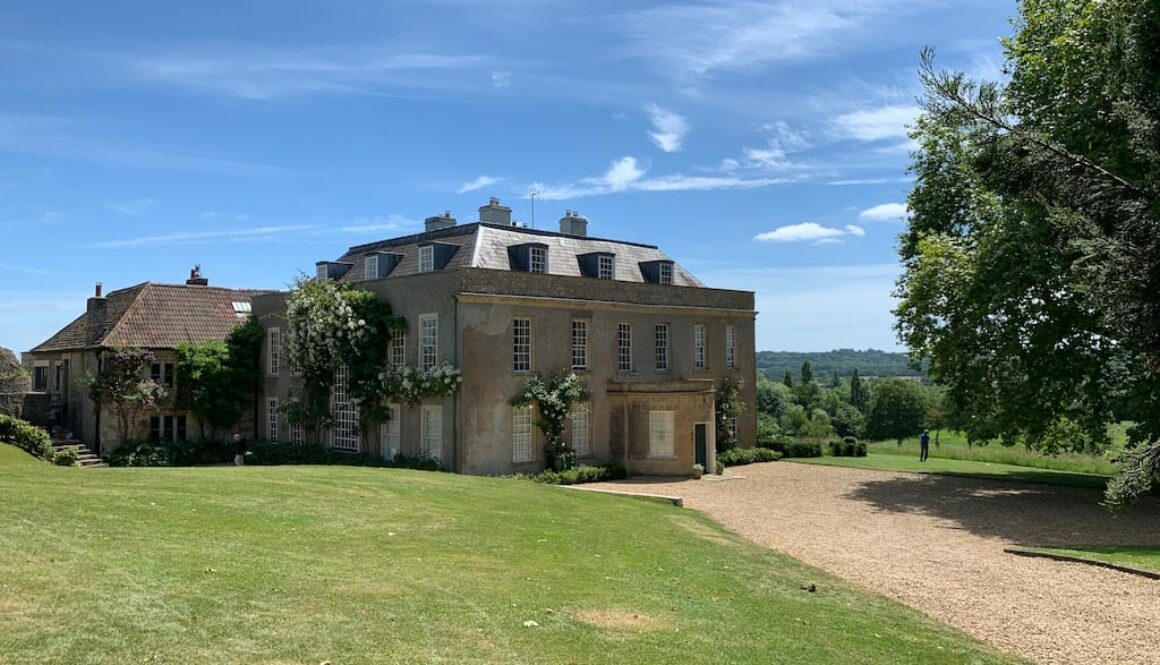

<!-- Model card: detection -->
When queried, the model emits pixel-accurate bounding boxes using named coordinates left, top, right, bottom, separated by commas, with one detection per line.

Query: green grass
left=866, top=430, right=1119, bottom=477
left=790, top=451, right=1109, bottom=489
left=1023, top=546, right=1160, bottom=574
left=0, top=444, right=1021, bottom=665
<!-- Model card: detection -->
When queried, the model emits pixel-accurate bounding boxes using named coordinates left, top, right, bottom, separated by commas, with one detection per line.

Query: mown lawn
left=1024, top=546, right=1160, bottom=574
left=0, top=444, right=1021, bottom=665
left=788, top=452, right=1109, bottom=489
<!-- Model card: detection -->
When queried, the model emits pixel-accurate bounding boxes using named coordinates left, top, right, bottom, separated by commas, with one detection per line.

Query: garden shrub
left=0, top=414, right=53, bottom=460
left=52, top=447, right=79, bottom=466
left=828, top=437, right=868, bottom=457
left=107, top=438, right=445, bottom=471
left=516, top=461, right=627, bottom=485
left=783, top=440, right=823, bottom=458
left=717, top=447, right=783, bottom=467
left=714, top=460, right=725, bottom=475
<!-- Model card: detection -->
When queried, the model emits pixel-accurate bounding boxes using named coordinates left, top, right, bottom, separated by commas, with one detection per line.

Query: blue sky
left=0, top=0, right=1014, bottom=354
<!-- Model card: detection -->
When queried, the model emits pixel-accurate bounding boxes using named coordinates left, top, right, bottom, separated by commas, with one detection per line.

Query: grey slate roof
left=333, top=222, right=703, bottom=287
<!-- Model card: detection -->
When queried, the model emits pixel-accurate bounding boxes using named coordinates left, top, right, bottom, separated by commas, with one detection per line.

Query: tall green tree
left=782, top=370, right=794, bottom=389
left=175, top=319, right=263, bottom=438
left=800, top=361, right=813, bottom=385
left=865, top=379, right=927, bottom=445
left=897, top=0, right=1160, bottom=508
left=849, top=369, right=867, bottom=413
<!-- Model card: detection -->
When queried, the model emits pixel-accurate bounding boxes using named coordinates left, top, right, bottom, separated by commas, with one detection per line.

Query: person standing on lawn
left=233, top=433, right=248, bottom=466
left=919, top=429, right=931, bottom=462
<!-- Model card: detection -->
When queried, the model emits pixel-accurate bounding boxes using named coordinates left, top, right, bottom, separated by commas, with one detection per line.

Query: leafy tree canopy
left=897, top=0, right=1160, bottom=508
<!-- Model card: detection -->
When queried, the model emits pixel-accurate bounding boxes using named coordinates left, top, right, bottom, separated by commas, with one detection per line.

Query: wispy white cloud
left=620, top=0, right=928, bottom=82
left=125, top=48, right=487, bottom=100
left=754, top=221, right=864, bottom=244
left=0, top=210, right=58, bottom=226
left=93, top=225, right=319, bottom=248
left=200, top=211, right=251, bottom=221
left=833, top=105, right=921, bottom=142
left=645, top=103, right=689, bottom=152
left=108, top=197, right=156, bottom=215
left=733, top=120, right=810, bottom=172
left=490, top=70, right=512, bottom=88
left=339, top=214, right=419, bottom=234
left=530, top=155, right=790, bottom=201
left=859, top=202, right=910, bottom=222
left=458, top=175, right=502, bottom=193
left=0, top=261, right=54, bottom=276
left=826, top=176, right=913, bottom=186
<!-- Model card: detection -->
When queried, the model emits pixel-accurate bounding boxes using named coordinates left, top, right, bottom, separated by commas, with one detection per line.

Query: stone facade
left=253, top=212, right=757, bottom=477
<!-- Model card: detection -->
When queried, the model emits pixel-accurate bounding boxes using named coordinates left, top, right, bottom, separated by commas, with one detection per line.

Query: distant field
left=0, top=444, right=1018, bottom=665
left=867, top=429, right=1121, bottom=477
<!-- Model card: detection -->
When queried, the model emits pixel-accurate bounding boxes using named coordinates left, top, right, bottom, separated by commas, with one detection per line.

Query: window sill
left=647, top=455, right=678, bottom=460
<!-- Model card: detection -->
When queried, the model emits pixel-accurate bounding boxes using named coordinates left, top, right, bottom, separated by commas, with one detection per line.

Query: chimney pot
left=478, top=197, right=513, bottom=226
left=94, top=282, right=103, bottom=298
left=425, top=212, right=458, bottom=232
left=559, top=210, right=588, bottom=236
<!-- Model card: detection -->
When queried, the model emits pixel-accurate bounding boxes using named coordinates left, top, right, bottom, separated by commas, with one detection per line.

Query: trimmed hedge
left=717, top=447, right=783, bottom=467
left=108, top=438, right=444, bottom=471
left=0, top=414, right=53, bottom=460
left=828, top=436, right=868, bottom=457
left=515, top=461, right=628, bottom=486
left=759, top=436, right=824, bottom=459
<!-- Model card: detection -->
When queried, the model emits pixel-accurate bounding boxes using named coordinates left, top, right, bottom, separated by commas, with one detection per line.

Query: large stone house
left=24, top=270, right=269, bottom=453
left=254, top=199, right=757, bottom=476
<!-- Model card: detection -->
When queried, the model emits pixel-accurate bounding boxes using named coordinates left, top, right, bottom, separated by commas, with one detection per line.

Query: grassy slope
left=790, top=452, right=1109, bottom=489
left=1024, top=546, right=1160, bottom=574
left=0, top=444, right=1019, bottom=665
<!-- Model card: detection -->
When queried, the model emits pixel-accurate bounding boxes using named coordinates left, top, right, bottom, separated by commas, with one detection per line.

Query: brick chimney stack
left=186, top=264, right=209, bottom=287
left=85, top=282, right=107, bottom=346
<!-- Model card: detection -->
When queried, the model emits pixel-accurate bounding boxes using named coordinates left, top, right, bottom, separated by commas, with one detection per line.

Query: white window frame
left=512, top=405, right=533, bottom=463
left=268, top=328, right=280, bottom=376
left=419, top=246, right=435, bottom=273
left=655, top=323, right=670, bottom=372
left=529, top=246, right=547, bottom=274
left=725, top=325, right=736, bottom=369
left=571, top=402, right=590, bottom=457
left=694, top=324, right=706, bottom=369
left=331, top=364, right=359, bottom=451
left=659, top=262, right=673, bottom=285
left=617, top=323, right=632, bottom=372
left=316, top=264, right=328, bottom=281
left=649, top=410, right=675, bottom=459
left=267, top=397, right=279, bottom=441
left=418, top=314, right=438, bottom=371
left=421, top=404, right=442, bottom=460
left=513, top=317, right=532, bottom=373
left=381, top=404, right=401, bottom=459
left=598, top=255, right=615, bottom=280
left=571, top=319, right=588, bottom=370
left=390, top=331, right=407, bottom=370
left=290, top=420, right=303, bottom=445
left=365, top=254, right=379, bottom=280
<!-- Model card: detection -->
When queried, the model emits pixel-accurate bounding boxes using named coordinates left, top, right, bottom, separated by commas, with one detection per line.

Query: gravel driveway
left=588, top=462, right=1160, bottom=665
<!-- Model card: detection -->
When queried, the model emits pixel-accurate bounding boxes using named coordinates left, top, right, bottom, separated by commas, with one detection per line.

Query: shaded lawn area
left=790, top=452, right=1109, bottom=489
left=0, top=444, right=1021, bottom=665
left=1024, top=546, right=1160, bottom=575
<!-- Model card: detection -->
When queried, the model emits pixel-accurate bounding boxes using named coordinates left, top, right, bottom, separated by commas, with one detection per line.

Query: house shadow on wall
left=843, top=473, right=1160, bottom=549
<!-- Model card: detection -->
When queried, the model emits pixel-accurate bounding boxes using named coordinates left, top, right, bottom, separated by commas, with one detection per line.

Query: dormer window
left=529, top=246, right=548, bottom=273
left=659, top=262, right=673, bottom=285
left=419, top=246, right=434, bottom=273
left=598, top=255, right=615, bottom=280
left=365, top=254, right=379, bottom=280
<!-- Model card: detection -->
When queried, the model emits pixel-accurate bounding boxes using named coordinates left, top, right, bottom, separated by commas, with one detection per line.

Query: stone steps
left=51, top=441, right=108, bottom=468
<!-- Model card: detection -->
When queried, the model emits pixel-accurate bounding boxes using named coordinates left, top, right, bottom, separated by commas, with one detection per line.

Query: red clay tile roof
left=30, top=283, right=273, bottom=352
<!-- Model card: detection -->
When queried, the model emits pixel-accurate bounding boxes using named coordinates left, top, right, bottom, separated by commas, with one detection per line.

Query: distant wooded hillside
left=757, top=349, right=926, bottom=379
